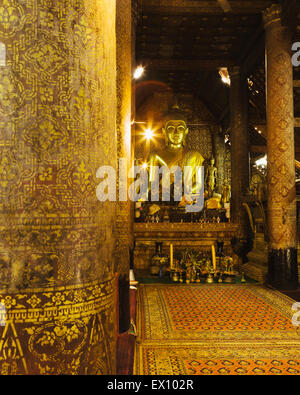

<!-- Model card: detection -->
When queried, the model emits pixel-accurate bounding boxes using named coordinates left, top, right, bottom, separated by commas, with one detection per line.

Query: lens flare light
left=144, top=127, right=154, bottom=141
left=134, top=66, right=145, bottom=80
left=255, top=155, right=267, bottom=169
left=219, top=67, right=231, bottom=86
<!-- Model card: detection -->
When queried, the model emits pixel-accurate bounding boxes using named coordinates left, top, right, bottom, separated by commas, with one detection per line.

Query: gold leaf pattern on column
left=0, top=0, right=117, bottom=374
left=264, top=5, right=296, bottom=249
left=0, top=0, right=26, bottom=38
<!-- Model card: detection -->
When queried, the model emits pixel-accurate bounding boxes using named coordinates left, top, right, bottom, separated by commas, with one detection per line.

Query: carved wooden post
left=229, top=66, right=250, bottom=237
left=263, top=4, right=298, bottom=290
left=116, top=0, right=133, bottom=333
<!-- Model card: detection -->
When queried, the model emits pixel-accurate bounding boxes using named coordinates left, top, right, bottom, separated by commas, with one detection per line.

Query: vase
left=150, top=242, right=163, bottom=276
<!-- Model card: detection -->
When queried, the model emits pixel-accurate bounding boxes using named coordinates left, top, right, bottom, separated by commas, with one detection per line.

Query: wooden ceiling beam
left=139, top=58, right=235, bottom=71
left=190, top=70, right=221, bottom=121
left=219, top=29, right=266, bottom=124
left=197, top=93, right=220, bottom=122
left=240, top=28, right=265, bottom=76
left=141, top=0, right=272, bottom=15
left=217, top=0, right=232, bottom=13
left=219, top=106, right=230, bottom=122
left=282, top=0, right=299, bottom=30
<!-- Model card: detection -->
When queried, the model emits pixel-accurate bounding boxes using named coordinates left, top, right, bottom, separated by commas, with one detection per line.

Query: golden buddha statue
left=149, top=105, right=204, bottom=205
left=205, top=157, right=217, bottom=198
left=221, top=178, right=231, bottom=205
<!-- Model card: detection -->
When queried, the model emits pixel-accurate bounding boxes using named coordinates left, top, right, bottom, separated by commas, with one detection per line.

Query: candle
left=211, top=244, right=216, bottom=272
left=170, top=244, right=173, bottom=269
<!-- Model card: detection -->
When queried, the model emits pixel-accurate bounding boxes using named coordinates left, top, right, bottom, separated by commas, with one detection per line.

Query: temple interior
left=0, top=0, right=300, bottom=376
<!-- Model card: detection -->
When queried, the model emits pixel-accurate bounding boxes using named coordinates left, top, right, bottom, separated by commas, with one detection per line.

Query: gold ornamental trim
left=134, top=223, right=239, bottom=240
left=134, top=223, right=238, bottom=231
left=0, top=277, right=116, bottom=325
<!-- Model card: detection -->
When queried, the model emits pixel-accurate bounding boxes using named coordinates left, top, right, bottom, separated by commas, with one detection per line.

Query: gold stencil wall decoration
left=0, top=0, right=28, bottom=39
left=264, top=5, right=297, bottom=250
left=23, top=114, right=69, bottom=157
left=24, top=38, right=68, bottom=78
left=0, top=69, right=25, bottom=115
left=0, top=278, right=116, bottom=374
left=0, top=0, right=118, bottom=374
left=115, top=0, right=133, bottom=279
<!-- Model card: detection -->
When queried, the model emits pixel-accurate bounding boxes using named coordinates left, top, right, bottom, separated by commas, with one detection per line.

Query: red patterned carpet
left=161, top=286, right=293, bottom=331
left=134, top=284, right=300, bottom=375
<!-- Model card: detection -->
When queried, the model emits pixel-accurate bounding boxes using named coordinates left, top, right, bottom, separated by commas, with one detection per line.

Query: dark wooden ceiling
left=137, top=2, right=268, bottom=62
left=136, top=0, right=272, bottom=116
left=135, top=0, right=300, bottom=159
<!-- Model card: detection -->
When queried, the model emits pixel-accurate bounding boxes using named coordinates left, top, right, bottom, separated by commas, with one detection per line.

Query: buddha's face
left=163, top=120, right=188, bottom=147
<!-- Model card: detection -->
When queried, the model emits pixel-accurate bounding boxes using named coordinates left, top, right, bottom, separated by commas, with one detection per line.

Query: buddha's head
left=162, top=105, right=188, bottom=149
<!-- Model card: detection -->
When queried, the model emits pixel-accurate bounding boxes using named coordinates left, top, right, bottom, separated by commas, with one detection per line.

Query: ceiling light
left=144, top=128, right=154, bottom=141
left=133, top=66, right=145, bottom=80
left=219, top=68, right=231, bottom=86
left=255, top=155, right=267, bottom=168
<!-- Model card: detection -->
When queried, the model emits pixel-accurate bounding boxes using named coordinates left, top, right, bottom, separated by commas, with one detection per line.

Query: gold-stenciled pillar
left=263, top=4, right=298, bottom=290
left=116, top=0, right=133, bottom=334
left=229, top=66, right=250, bottom=238
left=0, top=0, right=117, bottom=374
left=131, top=0, right=140, bottom=171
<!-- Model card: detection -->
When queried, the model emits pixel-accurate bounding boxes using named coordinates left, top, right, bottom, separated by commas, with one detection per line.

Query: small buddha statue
left=221, top=178, right=231, bottom=205
left=149, top=105, right=204, bottom=206
left=205, top=157, right=217, bottom=198
left=205, top=177, right=222, bottom=210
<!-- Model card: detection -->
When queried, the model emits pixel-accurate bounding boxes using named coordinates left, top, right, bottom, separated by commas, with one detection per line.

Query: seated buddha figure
left=149, top=105, right=204, bottom=209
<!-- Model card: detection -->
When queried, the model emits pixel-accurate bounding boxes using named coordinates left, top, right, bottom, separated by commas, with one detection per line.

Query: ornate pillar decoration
left=0, top=0, right=117, bottom=374
left=116, top=0, right=133, bottom=333
left=131, top=0, right=141, bottom=162
left=130, top=0, right=141, bottom=274
left=229, top=66, right=250, bottom=237
left=131, top=0, right=141, bottom=70
left=212, top=124, right=226, bottom=194
left=263, top=4, right=298, bottom=290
